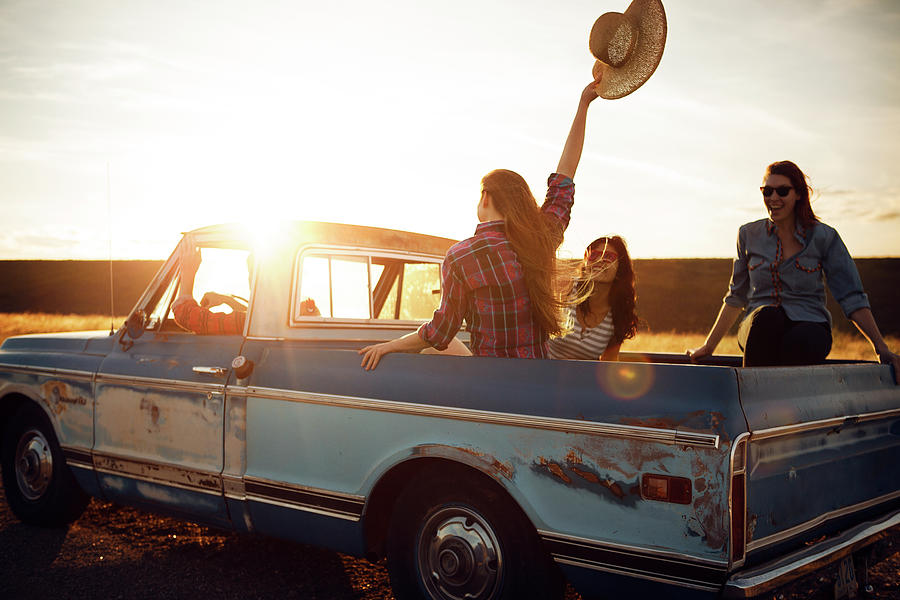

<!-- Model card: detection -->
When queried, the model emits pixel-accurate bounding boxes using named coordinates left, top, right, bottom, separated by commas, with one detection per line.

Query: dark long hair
left=574, top=235, right=638, bottom=345
left=765, top=160, right=819, bottom=228
left=481, top=169, right=566, bottom=336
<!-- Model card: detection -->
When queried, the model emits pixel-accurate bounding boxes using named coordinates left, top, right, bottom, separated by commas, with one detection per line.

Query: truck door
left=94, top=244, right=250, bottom=528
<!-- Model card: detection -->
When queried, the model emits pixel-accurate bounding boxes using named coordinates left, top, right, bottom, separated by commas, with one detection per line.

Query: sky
left=1, top=0, right=898, bottom=260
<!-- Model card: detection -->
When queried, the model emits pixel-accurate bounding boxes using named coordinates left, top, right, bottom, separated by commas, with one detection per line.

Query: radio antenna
left=107, top=162, right=115, bottom=335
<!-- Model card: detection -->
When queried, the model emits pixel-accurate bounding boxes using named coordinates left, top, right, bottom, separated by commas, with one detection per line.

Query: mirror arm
left=117, top=327, right=134, bottom=352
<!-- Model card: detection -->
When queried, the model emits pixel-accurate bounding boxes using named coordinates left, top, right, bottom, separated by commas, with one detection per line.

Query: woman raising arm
left=359, top=78, right=603, bottom=370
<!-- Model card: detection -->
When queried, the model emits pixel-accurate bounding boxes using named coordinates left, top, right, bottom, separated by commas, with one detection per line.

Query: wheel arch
left=0, top=389, right=91, bottom=526
left=0, top=391, right=53, bottom=444
left=362, top=453, right=538, bottom=560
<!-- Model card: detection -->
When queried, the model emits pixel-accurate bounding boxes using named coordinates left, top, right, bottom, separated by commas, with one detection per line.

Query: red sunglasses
left=586, top=244, right=619, bottom=264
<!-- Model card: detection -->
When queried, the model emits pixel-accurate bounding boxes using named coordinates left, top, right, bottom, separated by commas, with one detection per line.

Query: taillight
left=730, top=435, right=749, bottom=563
left=641, top=474, right=692, bottom=504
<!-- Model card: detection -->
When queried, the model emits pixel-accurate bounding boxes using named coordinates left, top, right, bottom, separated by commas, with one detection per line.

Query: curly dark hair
left=574, top=235, right=639, bottom=345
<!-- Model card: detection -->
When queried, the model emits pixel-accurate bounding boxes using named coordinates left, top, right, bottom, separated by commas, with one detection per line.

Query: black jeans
left=738, top=305, right=832, bottom=367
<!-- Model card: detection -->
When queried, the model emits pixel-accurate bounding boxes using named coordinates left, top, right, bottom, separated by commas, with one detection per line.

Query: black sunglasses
left=760, top=185, right=793, bottom=198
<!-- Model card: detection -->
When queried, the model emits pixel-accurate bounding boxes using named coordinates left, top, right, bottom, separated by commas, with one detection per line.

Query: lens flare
left=597, top=360, right=655, bottom=400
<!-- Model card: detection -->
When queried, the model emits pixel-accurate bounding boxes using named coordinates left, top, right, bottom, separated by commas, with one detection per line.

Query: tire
left=1, top=404, right=90, bottom=526
left=386, top=471, right=563, bottom=600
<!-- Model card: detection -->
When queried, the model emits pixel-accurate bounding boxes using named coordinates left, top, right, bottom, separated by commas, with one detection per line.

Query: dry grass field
left=0, top=312, right=126, bottom=343
left=624, top=329, right=900, bottom=361
left=2, top=259, right=898, bottom=336
left=1, top=312, right=896, bottom=362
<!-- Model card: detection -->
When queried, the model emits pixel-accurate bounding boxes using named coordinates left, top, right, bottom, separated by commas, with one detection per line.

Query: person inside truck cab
left=688, top=160, right=900, bottom=384
left=549, top=236, right=639, bottom=362
left=359, top=77, right=603, bottom=370
left=172, top=237, right=249, bottom=335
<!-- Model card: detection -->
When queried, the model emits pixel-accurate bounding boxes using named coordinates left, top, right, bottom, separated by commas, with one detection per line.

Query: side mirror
left=125, top=311, right=147, bottom=340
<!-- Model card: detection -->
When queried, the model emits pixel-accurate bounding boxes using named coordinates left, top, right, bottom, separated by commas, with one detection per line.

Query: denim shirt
left=723, top=218, right=869, bottom=326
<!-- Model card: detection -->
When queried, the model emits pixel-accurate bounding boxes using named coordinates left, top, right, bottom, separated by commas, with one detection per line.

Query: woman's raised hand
left=557, top=73, right=605, bottom=179
left=581, top=73, right=603, bottom=106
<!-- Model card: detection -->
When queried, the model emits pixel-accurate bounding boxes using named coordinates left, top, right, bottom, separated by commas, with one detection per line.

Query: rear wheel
left=386, top=471, right=563, bottom=600
left=1, top=404, right=89, bottom=526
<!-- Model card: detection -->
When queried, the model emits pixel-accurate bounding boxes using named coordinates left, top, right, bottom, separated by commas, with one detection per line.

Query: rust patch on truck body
left=454, top=446, right=515, bottom=480
left=686, top=449, right=728, bottom=551
left=618, top=410, right=728, bottom=441
left=532, top=451, right=639, bottom=507
left=41, top=380, right=88, bottom=415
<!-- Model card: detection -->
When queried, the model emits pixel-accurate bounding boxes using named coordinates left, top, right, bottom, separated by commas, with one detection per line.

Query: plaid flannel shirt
left=173, top=297, right=245, bottom=335
left=418, top=173, right=574, bottom=358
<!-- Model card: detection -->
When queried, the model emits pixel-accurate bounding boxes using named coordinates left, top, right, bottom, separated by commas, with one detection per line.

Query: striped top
left=548, top=307, right=614, bottom=360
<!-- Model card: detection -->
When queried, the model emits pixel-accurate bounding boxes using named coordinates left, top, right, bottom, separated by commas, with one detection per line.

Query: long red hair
left=481, top=169, right=566, bottom=336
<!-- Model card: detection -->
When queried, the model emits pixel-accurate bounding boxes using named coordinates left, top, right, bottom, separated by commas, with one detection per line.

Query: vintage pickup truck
left=1, top=222, right=898, bottom=599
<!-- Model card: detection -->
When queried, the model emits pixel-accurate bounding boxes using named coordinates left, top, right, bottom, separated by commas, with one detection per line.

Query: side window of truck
left=142, top=247, right=253, bottom=333
left=292, top=250, right=442, bottom=324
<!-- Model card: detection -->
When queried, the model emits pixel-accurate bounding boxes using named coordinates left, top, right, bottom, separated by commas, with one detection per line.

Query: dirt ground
left=1, top=480, right=898, bottom=599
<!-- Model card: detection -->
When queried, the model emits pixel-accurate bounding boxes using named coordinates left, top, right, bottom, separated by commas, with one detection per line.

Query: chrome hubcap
left=15, top=428, right=53, bottom=501
left=418, top=506, right=502, bottom=600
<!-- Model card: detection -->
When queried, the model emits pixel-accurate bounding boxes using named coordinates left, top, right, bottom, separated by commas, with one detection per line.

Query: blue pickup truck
left=1, top=222, right=898, bottom=599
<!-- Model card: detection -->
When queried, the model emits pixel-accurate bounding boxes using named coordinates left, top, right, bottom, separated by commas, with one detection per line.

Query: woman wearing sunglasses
left=688, top=161, right=899, bottom=382
left=549, top=236, right=638, bottom=361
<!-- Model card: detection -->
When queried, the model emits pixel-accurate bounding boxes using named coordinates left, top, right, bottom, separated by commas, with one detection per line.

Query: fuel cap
left=231, top=355, right=254, bottom=379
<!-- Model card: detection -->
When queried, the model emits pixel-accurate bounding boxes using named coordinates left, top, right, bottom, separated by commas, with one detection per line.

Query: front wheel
left=1, top=404, right=89, bottom=526
left=386, top=472, right=563, bottom=600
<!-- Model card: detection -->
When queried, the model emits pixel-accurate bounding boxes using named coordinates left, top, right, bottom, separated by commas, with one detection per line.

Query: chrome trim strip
left=675, top=431, right=721, bottom=447
left=243, top=475, right=365, bottom=504
left=554, top=557, right=722, bottom=593
left=93, top=466, right=223, bottom=498
left=724, top=509, right=900, bottom=598
left=750, top=407, right=900, bottom=441
left=728, top=432, right=751, bottom=569
left=95, top=372, right=225, bottom=394
left=538, top=529, right=728, bottom=567
left=64, top=448, right=363, bottom=522
left=222, top=475, right=246, bottom=500
left=61, top=446, right=93, bottom=469
left=233, top=386, right=721, bottom=447
left=746, top=489, right=900, bottom=552
left=0, top=363, right=95, bottom=382
left=245, top=494, right=360, bottom=522
left=244, top=475, right=364, bottom=522
left=92, top=451, right=222, bottom=493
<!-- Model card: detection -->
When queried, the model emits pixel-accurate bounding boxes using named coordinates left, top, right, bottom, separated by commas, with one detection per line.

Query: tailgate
left=737, top=362, right=900, bottom=564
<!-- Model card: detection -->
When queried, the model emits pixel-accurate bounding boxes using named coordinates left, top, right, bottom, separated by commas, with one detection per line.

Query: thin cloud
left=815, top=187, right=900, bottom=222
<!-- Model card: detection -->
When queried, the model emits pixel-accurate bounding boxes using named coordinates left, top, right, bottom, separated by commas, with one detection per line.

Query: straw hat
left=589, top=0, right=667, bottom=99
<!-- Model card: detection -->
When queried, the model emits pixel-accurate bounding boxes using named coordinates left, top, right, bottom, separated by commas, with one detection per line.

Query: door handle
left=192, top=366, right=228, bottom=376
